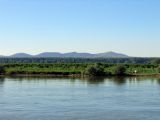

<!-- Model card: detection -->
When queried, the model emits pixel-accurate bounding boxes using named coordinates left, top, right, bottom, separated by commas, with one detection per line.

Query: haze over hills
left=0, top=51, right=129, bottom=58
left=10, top=53, right=33, bottom=58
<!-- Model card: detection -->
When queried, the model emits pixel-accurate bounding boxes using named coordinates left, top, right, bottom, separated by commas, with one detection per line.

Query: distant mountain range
left=0, top=51, right=129, bottom=58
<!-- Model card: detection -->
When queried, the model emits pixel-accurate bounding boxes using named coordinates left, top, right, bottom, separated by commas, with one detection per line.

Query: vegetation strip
left=0, top=63, right=160, bottom=76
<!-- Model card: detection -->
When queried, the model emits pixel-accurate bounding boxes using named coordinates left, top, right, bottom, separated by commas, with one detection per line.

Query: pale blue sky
left=0, top=0, right=160, bottom=57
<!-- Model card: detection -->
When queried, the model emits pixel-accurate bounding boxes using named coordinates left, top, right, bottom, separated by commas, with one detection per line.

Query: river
left=0, top=76, right=160, bottom=120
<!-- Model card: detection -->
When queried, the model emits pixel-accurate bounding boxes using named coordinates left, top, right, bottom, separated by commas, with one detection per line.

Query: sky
left=0, top=0, right=160, bottom=57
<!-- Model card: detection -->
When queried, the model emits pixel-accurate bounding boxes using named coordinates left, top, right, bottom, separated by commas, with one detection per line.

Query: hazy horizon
left=0, top=51, right=159, bottom=58
left=0, top=51, right=127, bottom=56
left=0, top=50, right=159, bottom=57
left=0, top=0, right=160, bottom=57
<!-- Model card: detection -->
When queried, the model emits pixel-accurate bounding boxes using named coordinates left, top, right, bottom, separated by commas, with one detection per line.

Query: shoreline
left=1, top=73, right=160, bottom=77
left=0, top=63, right=160, bottom=78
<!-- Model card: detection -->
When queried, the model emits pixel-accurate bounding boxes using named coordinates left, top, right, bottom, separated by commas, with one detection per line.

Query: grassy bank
left=0, top=63, right=159, bottom=76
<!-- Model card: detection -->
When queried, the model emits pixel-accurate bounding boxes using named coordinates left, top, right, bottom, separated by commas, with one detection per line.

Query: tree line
left=0, top=57, right=160, bottom=64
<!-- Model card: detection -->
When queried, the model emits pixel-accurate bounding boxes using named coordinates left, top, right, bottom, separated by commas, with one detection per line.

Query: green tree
left=85, top=63, right=105, bottom=76
left=113, top=65, right=126, bottom=75
left=0, top=66, right=5, bottom=74
left=157, top=66, right=160, bottom=73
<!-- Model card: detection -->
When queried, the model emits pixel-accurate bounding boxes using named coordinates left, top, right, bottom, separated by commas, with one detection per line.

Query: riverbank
left=0, top=63, right=160, bottom=77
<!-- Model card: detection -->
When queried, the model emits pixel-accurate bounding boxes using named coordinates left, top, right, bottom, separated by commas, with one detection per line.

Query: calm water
left=0, top=76, right=160, bottom=120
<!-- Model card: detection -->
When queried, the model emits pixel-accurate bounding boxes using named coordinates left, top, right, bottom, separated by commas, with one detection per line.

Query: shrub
left=0, top=66, right=5, bottom=74
left=113, top=65, right=126, bottom=75
left=157, top=66, right=160, bottom=73
left=85, top=63, right=105, bottom=76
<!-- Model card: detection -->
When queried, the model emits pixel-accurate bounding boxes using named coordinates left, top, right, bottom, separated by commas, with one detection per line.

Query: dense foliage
left=0, top=66, right=5, bottom=74
left=0, top=62, right=159, bottom=76
left=113, top=65, right=126, bottom=75
left=85, top=63, right=106, bottom=76
left=0, top=57, right=160, bottom=64
left=0, top=57, right=159, bottom=76
left=157, top=66, right=160, bottom=73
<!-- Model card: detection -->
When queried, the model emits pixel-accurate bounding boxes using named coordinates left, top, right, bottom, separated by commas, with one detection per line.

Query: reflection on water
left=108, top=77, right=126, bottom=85
left=0, top=76, right=160, bottom=120
left=156, top=78, right=160, bottom=85
left=3, top=76, right=160, bottom=86
left=81, top=76, right=106, bottom=85
left=0, top=77, right=4, bottom=85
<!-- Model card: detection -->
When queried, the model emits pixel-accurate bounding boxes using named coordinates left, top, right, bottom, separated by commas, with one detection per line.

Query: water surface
left=0, top=76, right=160, bottom=120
